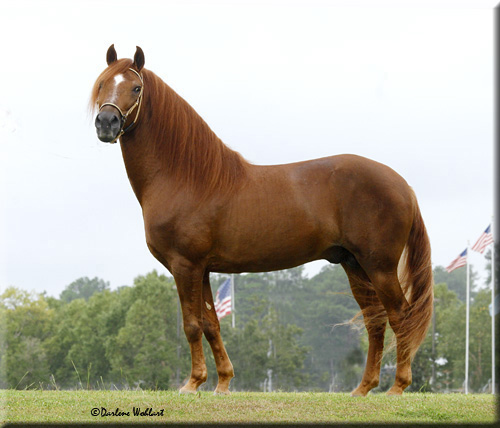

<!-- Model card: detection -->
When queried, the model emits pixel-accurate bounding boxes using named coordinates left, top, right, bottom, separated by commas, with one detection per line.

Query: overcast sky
left=0, top=0, right=497, bottom=298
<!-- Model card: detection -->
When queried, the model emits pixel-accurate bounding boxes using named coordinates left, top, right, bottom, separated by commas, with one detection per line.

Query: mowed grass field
left=1, top=390, right=497, bottom=424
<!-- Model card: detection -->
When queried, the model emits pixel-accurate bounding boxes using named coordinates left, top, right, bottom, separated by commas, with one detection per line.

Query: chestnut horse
left=91, top=45, right=433, bottom=396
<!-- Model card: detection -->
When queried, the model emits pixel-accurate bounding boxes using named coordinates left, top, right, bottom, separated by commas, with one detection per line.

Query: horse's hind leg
left=367, top=269, right=413, bottom=395
left=201, top=272, right=234, bottom=394
left=342, top=262, right=387, bottom=396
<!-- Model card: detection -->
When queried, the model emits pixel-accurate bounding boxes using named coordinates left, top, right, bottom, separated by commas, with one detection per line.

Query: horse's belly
left=210, top=219, right=333, bottom=273
left=209, top=250, right=322, bottom=274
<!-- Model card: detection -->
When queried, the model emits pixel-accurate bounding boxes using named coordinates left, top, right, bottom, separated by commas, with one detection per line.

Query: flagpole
left=491, top=217, right=495, bottom=394
left=231, top=274, right=235, bottom=329
left=465, top=241, right=470, bottom=395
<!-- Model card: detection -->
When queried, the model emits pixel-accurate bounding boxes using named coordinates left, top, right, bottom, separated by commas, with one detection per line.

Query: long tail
left=398, top=190, right=434, bottom=359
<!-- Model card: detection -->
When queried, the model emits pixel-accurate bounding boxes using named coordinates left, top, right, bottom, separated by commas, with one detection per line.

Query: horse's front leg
left=172, top=261, right=208, bottom=394
left=202, top=272, right=234, bottom=394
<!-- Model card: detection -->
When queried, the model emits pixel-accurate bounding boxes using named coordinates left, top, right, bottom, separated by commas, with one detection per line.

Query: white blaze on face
left=110, top=74, right=125, bottom=103
left=114, top=74, right=125, bottom=85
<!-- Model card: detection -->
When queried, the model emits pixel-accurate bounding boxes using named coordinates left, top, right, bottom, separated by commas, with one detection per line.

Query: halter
left=98, top=68, right=144, bottom=144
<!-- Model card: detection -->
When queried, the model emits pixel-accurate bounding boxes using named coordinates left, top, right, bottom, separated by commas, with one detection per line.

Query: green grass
left=1, top=390, right=497, bottom=424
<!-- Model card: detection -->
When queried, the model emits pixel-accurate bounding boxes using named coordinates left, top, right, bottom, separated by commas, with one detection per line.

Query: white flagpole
left=465, top=242, right=470, bottom=394
left=491, top=218, right=495, bottom=394
left=231, top=274, right=235, bottom=329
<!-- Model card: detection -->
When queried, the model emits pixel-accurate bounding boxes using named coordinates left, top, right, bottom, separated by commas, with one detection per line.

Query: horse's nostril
left=95, top=114, right=102, bottom=129
left=95, top=112, right=120, bottom=131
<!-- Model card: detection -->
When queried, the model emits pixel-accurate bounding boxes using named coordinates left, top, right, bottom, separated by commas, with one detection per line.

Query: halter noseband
left=98, top=68, right=144, bottom=144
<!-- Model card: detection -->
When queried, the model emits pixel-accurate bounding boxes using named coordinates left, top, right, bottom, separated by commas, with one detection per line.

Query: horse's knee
left=202, top=319, right=220, bottom=342
left=184, top=321, right=202, bottom=343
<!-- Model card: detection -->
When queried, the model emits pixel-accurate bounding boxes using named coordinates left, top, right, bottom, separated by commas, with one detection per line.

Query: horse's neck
left=119, top=132, right=164, bottom=205
left=119, top=83, right=248, bottom=205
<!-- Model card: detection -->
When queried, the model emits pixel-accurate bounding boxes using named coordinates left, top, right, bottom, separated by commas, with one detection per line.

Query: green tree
left=428, top=263, right=495, bottom=393
left=433, top=265, right=478, bottom=303
left=60, top=277, right=110, bottom=303
left=262, top=307, right=308, bottom=391
left=206, top=318, right=269, bottom=391
left=468, top=288, right=492, bottom=391
left=65, top=290, right=122, bottom=388
left=296, top=265, right=362, bottom=392
left=209, top=271, right=310, bottom=391
left=432, top=281, right=465, bottom=391
left=0, top=287, right=53, bottom=389
left=44, top=297, right=89, bottom=387
left=107, top=271, right=184, bottom=389
left=43, top=273, right=187, bottom=390
left=215, top=265, right=362, bottom=392
left=44, top=278, right=134, bottom=388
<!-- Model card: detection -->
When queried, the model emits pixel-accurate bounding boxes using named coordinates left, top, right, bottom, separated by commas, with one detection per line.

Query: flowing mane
left=91, top=59, right=249, bottom=197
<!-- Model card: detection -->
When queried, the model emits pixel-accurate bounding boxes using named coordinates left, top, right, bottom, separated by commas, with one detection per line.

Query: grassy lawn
left=1, top=390, right=497, bottom=424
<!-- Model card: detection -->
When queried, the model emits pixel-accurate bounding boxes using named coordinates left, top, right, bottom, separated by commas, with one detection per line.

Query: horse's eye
left=134, top=86, right=142, bottom=93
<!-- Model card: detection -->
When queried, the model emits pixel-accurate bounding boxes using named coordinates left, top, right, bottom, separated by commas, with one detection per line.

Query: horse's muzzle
left=95, top=110, right=121, bottom=143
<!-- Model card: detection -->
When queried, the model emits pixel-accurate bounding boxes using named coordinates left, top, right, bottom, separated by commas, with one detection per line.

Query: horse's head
left=92, top=44, right=145, bottom=143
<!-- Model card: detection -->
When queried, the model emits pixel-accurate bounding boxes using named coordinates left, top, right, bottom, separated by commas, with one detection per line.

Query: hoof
left=386, top=387, right=403, bottom=396
left=350, top=388, right=368, bottom=397
left=179, top=387, right=198, bottom=395
left=214, top=388, right=231, bottom=395
left=350, top=381, right=377, bottom=397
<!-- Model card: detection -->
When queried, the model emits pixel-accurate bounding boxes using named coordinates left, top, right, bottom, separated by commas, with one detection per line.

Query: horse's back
left=257, top=153, right=413, bottom=226
left=275, top=153, right=415, bottom=256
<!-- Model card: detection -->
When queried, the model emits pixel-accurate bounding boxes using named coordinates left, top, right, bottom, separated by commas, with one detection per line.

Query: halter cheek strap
left=98, top=68, right=144, bottom=144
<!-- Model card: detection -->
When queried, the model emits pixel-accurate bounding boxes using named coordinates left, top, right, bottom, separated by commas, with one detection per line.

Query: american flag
left=471, top=224, right=494, bottom=254
left=214, top=278, right=232, bottom=320
left=446, top=248, right=467, bottom=273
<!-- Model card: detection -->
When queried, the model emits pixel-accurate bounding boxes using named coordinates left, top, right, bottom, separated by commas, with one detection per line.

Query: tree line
left=0, top=253, right=495, bottom=393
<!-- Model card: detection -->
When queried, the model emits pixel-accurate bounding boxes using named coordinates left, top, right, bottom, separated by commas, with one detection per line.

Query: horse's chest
left=144, top=210, right=213, bottom=262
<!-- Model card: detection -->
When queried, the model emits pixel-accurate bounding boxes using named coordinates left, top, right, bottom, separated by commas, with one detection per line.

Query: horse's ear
left=106, top=44, right=117, bottom=65
left=133, top=46, right=145, bottom=72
